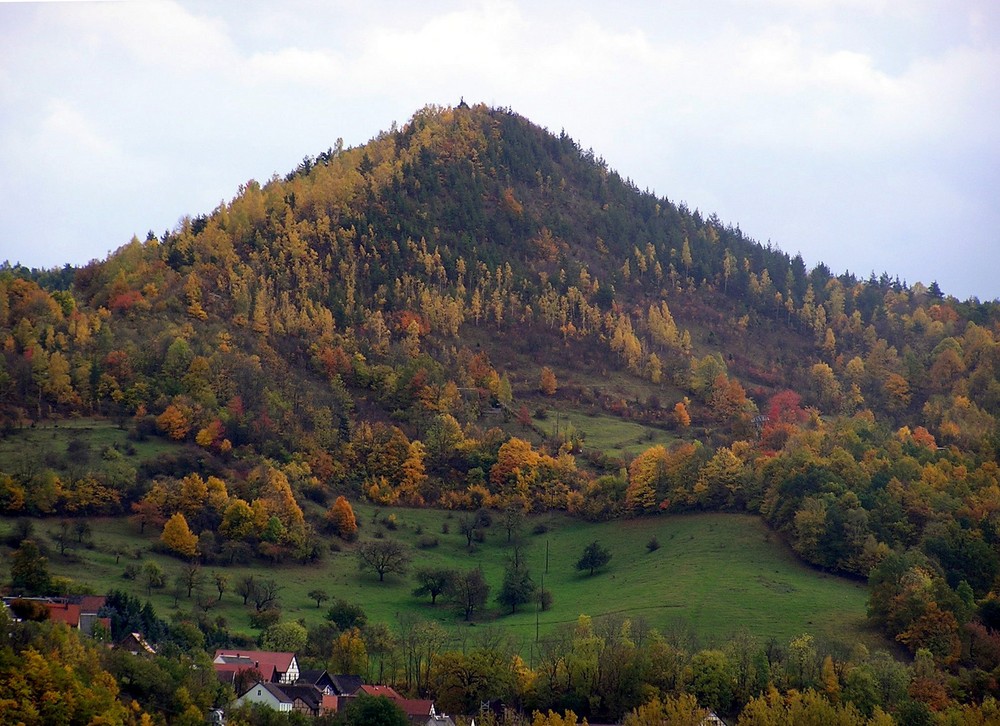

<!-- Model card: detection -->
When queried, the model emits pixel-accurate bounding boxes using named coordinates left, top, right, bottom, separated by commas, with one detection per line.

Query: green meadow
left=0, top=418, right=176, bottom=474
left=2, top=505, right=880, bottom=655
left=544, top=406, right=676, bottom=458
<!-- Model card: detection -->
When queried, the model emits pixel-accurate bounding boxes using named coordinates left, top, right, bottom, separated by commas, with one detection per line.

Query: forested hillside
left=2, top=103, right=999, bottom=722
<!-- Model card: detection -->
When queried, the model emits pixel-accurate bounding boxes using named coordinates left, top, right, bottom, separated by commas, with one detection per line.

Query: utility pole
left=536, top=571, right=543, bottom=643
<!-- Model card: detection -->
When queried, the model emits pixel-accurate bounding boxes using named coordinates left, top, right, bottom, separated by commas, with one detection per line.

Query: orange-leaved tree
left=539, top=366, right=557, bottom=396
left=326, top=496, right=358, bottom=540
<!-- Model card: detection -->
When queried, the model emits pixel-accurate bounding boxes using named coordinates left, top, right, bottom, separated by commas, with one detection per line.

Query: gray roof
left=240, top=681, right=293, bottom=705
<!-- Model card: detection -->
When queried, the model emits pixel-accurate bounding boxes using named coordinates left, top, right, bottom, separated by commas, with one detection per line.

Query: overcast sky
left=1, top=0, right=998, bottom=301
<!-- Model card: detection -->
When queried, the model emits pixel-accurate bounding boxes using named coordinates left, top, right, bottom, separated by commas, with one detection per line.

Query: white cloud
left=246, top=47, right=346, bottom=87
left=66, top=0, right=238, bottom=75
left=38, top=99, right=117, bottom=159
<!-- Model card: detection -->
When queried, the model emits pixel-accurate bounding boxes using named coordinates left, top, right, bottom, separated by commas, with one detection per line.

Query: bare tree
left=50, top=520, right=72, bottom=555
left=500, top=505, right=525, bottom=543
left=357, top=539, right=410, bottom=582
left=458, top=514, right=478, bottom=550
left=73, top=520, right=91, bottom=544
left=179, top=561, right=204, bottom=598
left=447, top=568, right=490, bottom=621
left=213, top=571, right=228, bottom=602
left=251, top=578, right=283, bottom=612
left=235, top=574, right=257, bottom=605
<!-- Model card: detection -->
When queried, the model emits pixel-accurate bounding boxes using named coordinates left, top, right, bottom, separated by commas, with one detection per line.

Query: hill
left=1, top=103, right=999, bottom=718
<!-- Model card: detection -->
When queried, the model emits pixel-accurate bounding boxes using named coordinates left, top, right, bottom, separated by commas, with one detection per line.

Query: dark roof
left=214, top=649, right=295, bottom=674
left=218, top=655, right=256, bottom=666
left=295, top=669, right=339, bottom=694
left=240, top=682, right=293, bottom=705
left=329, top=674, right=364, bottom=695
left=276, top=684, right=323, bottom=709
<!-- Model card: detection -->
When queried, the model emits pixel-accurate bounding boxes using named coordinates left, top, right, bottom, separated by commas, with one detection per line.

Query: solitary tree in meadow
left=357, top=539, right=410, bottom=582
left=576, top=540, right=612, bottom=576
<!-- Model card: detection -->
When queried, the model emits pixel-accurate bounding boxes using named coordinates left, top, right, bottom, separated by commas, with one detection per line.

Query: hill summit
left=1, top=102, right=997, bottom=496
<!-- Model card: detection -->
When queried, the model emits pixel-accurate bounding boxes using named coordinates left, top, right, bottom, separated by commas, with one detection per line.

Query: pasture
left=1, top=505, right=879, bottom=656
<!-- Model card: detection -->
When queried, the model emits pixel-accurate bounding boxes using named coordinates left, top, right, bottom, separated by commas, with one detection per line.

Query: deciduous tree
left=308, top=589, right=329, bottom=608
left=539, top=366, right=557, bottom=396
left=448, top=568, right=490, bottom=621
left=357, top=539, right=410, bottom=582
left=262, top=621, right=308, bottom=652
left=622, top=694, right=706, bottom=726
left=9, top=539, right=52, bottom=595
left=339, top=694, right=408, bottom=726
left=412, top=568, right=456, bottom=605
left=576, top=540, right=612, bottom=576
left=161, top=512, right=198, bottom=558
left=326, top=495, right=358, bottom=540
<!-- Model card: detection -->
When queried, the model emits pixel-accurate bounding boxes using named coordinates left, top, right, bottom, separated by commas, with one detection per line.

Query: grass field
left=1, top=505, right=880, bottom=657
left=0, top=418, right=179, bottom=474
left=543, top=406, right=676, bottom=459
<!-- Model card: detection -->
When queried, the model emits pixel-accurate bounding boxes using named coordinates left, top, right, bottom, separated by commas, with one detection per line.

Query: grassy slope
left=545, top=406, right=676, bottom=458
left=0, top=418, right=177, bottom=473
left=0, top=417, right=880, bottom=654
left=2, top=504, right=879, bottom=655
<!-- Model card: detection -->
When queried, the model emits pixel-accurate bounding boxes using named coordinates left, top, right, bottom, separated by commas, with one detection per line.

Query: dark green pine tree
left=497, top=562, right=536, bottom=614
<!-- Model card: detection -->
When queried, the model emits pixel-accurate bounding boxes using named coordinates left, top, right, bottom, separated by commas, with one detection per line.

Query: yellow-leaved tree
left=622, top=694, right=706, bottom=725
left=161, top=512, right=198, bottom=558
left=539, top=366, right=557, bottom=396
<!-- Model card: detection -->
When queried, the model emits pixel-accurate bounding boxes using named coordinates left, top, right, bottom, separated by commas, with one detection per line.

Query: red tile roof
left=213, top=650, right=295, bottom=682
left=45, top=602, right=81, bottom=627
left=77, top=595, right=106, bottom=614
left=396, top=698, right=435, bottom=717
left=352, top=686, right=434, bottom=719
left=355, top=684, right=402, bottom=699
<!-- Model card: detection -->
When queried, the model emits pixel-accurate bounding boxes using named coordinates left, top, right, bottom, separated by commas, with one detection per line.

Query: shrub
left=326, top=599, right=367, bottom=630
left=533, top=523, right=549, bottom=535
left=538, top=589, right=553, bottom=611
left=647, top=536, right=661, bottom=553
left=441, top=522, right=450, bottom=534
left=249, top=608, right=282, bottom=630
left=417, top=535, right=439, bottom=549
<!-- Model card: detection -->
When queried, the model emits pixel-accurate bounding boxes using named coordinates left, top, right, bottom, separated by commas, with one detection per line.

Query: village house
left=352, top=684, right=455, bottom=725
left=2, top=595, right=111, bottom=636
left=234, top=681, right=293, bottom=712
left=119, top=632, right=156, bottom=656
left=213, top=649, right=299, bottom=685
left=223, top=664, right=455, bottom=723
